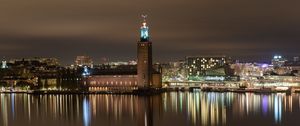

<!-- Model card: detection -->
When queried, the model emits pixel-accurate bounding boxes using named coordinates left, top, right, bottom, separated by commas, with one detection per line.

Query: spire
left=140, top=14, right=149, bottom=42
left=142, top=14, right=147, bottom=22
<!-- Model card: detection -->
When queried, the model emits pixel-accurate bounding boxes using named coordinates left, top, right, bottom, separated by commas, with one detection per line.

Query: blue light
left=261, top=64, right=268, bottom=68
left=83, top=97, right=91, bottom=126
left=82, top=66, right=90, bottom=76
left=140, top=17, right=149, bottom=42
left=141, top=26, right=149, bottom=41
left=262, top=96, right=268, bottom=116
left=11, top=94, right=15, bottom=120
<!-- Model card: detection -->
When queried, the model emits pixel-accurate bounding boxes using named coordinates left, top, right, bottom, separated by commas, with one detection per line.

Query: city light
left=82, top=66, right=91, bottom=76
left=0, top=1, right=299, bottom=125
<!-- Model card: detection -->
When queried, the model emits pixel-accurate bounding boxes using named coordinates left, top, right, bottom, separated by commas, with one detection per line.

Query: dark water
left=1, top=91, right=300, bottom=126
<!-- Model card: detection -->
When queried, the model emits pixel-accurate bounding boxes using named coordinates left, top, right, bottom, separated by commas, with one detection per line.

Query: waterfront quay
left=1, top=81, right=300, bottom=94
left=164, top=81, right=300, bottom=94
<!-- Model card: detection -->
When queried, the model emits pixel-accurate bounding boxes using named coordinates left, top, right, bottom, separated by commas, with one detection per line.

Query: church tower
left=137, top=15, right=152, bottom=89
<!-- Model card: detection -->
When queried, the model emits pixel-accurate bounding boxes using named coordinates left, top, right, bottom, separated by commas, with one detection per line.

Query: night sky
left=0, top=0, right=299, bottom=65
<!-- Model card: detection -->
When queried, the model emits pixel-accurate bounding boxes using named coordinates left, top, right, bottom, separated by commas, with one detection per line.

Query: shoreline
left=0, top=89, right=168, bottom=95
left=0, top=87, right=299, bottom=94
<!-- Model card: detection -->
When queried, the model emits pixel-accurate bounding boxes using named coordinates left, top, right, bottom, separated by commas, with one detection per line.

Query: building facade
left=75, top=56, right=93, bottom=68
left=86, top=16, right=161, bottom=92
left=272, top=55, right=286, bottom=67
left=186, top=56, right=232, bottom=81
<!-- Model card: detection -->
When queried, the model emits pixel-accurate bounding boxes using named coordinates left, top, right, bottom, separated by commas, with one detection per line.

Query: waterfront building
left=0, top=57, right=62, bottom=90
left=279, top=59, right=300, bottom=76
left=231, top=63, right=273, bottom=80
left=86, top=16, right=162, bottom=92
left=185, top=55, right=233, bottom=81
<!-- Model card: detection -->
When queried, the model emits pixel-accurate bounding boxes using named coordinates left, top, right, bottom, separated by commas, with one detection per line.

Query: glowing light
left=204, top=76, right=225, bottom=81
left=261, top=64, right=268, bottom=68
left=274, top=55, right=282, bottom=59
left=262, top=96, right=268, bottom=116
left=140, top=15, right=149, bottom=42
left=1, top=60, right=7, bottom=69
left=275, top=86, right=289, bottom=90
left=140, top=26, right=149, bottom=40
left=82, top=66, right=90, bottom=76
left=83, top=97, right=91, bottom=126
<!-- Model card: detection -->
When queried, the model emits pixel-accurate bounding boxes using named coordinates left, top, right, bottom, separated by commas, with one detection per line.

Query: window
left=90, top=81, right=96, bottom=85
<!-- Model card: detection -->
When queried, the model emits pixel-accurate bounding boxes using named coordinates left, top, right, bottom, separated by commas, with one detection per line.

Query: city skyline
left=2, top=1, right=300, bottom=126
left=0, top=0, right=300, bottom=64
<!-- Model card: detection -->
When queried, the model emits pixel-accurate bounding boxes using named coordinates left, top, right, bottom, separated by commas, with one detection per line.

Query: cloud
left=0, top=0, right=299, bottom=64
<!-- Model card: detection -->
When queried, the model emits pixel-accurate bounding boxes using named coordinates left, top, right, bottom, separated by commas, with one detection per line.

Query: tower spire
left=142, top=14, right=147, bottom=22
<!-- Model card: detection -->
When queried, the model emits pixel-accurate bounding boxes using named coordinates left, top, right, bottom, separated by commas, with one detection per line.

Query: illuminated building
left=39, top=58, right=59, bottom=66
left=272, top=55, right=286, bottom=67
left=161, top=61, right=187, bottom=82
left=1, top=59, right=7, bottom=69
left=86, top=15, right=161, bottom=92
left=75, top=56, right=93, bottom=68
left=279, top=60, right=300, bottom=76
left=186, top=56, right=232, bottom=81
left=137, top=14, right=152, bottom=89
left=231, top=63, right=272, bottom=77
left=8, top=57, right=59, bottom=66
left=0, top=57, right=62, bottom=90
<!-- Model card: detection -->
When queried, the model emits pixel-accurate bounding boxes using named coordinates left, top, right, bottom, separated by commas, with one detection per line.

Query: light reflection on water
left=0, top=92, right=300, bottom=126
left=83, top=97, right=90, bottom=126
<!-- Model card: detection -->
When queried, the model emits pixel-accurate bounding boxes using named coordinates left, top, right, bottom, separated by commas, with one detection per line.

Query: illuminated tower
left=137, top=15, right=152, bottom=89
left=1, top=57, right=7, bottom=69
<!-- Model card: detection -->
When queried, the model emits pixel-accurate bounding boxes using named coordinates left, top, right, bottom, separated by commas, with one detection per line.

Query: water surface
left=1, top=91, right=300, bottom=126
